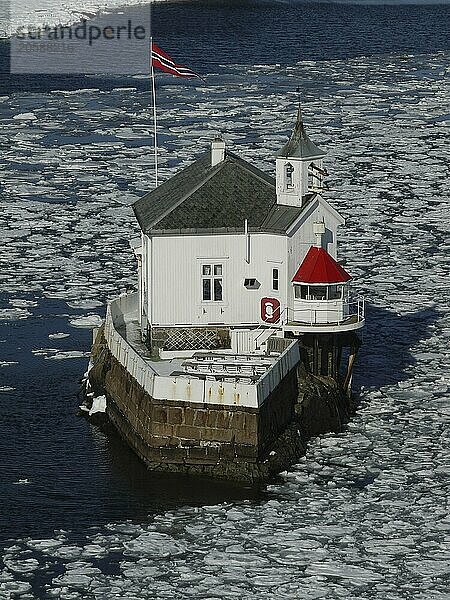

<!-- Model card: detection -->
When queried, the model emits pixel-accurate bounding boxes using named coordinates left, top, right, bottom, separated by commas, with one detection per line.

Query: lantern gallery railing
left=287, top=298, right=365, bottom=328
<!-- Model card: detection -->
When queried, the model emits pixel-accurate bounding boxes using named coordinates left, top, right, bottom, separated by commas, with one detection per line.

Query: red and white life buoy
left=261, top=297, right=280, bottom=324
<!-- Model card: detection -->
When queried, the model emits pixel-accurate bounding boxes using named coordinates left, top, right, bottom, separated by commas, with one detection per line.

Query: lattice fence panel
left=163, top=328, right=218, bottom=351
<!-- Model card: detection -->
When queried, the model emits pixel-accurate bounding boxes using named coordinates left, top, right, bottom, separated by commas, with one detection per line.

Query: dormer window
left=285, top=162, right=294, bottom=189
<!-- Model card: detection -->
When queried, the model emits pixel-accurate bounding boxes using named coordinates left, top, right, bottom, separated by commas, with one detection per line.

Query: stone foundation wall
left=88, top=327, right=353, bottom=483
left=89, top=328, right=301, bottom=481
left=103, top=355, right=297, bottom=465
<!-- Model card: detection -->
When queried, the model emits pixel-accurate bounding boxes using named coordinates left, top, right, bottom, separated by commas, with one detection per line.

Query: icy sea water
left=1, top=1, right=450, bottom=598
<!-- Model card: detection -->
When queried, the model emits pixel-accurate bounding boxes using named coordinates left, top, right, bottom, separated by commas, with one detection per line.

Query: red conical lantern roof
left=292, top=246, right=351, bottom=284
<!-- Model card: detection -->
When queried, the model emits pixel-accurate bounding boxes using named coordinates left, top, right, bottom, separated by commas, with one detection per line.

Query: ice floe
left=32, top=348, right=90, bottom=360
left=12, top=113, right=38, bottom=122
left=123, top=532, right=186, bottom=558
left=88, top=395, right=106, bottom=416
left=69, top=315, right=103, bottom=328
left=0, top=308, right=32, bottom=320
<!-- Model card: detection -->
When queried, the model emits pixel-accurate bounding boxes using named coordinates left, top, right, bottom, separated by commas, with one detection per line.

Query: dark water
left=1, top=0, right=449, bottom=94
left=0, top=297, right=260, bottom=544
left=0, top=0, right=449, bottom=549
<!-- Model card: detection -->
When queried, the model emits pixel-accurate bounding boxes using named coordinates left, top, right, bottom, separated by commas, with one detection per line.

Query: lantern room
left=286, top=245, right=365, bottom=333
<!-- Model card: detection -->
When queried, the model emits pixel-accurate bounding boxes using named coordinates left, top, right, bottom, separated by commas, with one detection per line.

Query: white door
left=232, top=329, right=254, bottom=354
left=198, top=262, right=227, bottom=325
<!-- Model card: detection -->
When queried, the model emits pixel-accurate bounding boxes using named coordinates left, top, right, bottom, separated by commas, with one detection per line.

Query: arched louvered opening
left=285, top=162, right=294, bottom=189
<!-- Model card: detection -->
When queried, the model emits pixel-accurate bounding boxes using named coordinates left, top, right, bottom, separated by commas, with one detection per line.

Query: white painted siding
left=286, top=196, right=342, bottom=310
left=139, top=195, right=345, bottom=328
left=147, top=232, right=287, bottom=327
left=275, top=157, right=324, bottom=206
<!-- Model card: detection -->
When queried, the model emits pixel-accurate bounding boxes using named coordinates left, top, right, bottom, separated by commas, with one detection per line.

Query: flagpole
left=150, top=36, right=159, bottom=187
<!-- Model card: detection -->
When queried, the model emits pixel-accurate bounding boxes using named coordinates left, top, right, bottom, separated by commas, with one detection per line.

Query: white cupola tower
left=276, top=105, right=326, bottom=206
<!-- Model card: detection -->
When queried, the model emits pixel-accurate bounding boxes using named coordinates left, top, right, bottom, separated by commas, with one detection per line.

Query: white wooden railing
left=103, top=293, right=301, bottom=408
left=288, top=298, right=365, bottom=326
left=104, top=293, right=156, bottom=397
left=256, top=339, right=300, bottom=405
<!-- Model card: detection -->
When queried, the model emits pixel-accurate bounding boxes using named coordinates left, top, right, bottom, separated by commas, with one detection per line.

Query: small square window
left=329, top=285, right=342, bottom=300
left=294, top=285, right=308, bottom=299
left=202, top=265, right=211, bottom=276
left=244, top=278, right=260, bottom=290
left=214, top=264, right=222, bottom=276
left=311, top=286, right=327, bottom=300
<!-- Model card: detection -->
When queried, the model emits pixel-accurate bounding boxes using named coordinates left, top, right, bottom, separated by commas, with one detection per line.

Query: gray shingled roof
left=133, top=149, right=307, bottom=236
left=276, top=107, right=325, bottom=160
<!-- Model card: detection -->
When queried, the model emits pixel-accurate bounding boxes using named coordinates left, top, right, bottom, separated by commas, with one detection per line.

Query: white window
left=310, top=286, right=327, bottom=300
left=202, top=264, right=223, bottom=301
left=294, top=285, right=344, bottom=301
left=328, top=285, right=342, bottom=300
left=272, top=268, right=279, bottom=291
left=294, top=285, right=307, bottom=299
left=285, top=162, right=294, bottom=189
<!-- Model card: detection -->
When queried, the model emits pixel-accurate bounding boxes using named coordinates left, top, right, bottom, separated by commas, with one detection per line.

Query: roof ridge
left=226, top=152, right=275, bottom=188
left=133, top=146, right=282, bottom=235
left=132, top=150, right=210, bottom=208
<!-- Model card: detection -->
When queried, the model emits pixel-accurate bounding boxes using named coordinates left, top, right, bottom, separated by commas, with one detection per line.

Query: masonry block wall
left=88, top=329, right=355, bottom=482
left=103, top=356, right=298, bottom=472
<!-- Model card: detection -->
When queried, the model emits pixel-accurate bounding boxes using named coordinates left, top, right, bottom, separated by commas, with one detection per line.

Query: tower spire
left=275, top=97, right=327, bottom=206
left=296, top=86, right=302, bottom=125
left=276, top=100, right=324, bottom=160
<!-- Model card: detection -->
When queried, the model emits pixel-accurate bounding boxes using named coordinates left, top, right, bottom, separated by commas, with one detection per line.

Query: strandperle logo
left=15, top=20, right=147, bottom=47
left=10, top=7, right=152, bottom=75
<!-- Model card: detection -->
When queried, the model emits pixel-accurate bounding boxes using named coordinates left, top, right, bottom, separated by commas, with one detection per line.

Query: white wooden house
left=132, top=108, right=364, bottom=353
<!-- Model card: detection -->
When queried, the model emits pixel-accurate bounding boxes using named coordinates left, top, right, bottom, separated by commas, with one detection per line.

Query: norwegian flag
left=151, top=42, right=202, bottom=79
